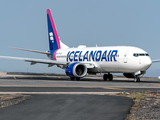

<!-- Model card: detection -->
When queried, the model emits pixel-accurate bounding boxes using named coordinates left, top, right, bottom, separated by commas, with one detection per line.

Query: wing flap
left=30, top=62, right=37, bottom=65
left=48, top=64, right=55, bottom=67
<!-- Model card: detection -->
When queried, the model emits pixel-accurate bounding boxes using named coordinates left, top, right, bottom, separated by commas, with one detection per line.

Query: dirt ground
left=125, top=91, right=160, bottom=120
left=0, top=94, right=30, bottom=108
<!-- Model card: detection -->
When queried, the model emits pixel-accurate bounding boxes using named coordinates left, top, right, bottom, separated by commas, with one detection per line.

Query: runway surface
left=0, top=73, right=159, bottom=93
left=0, top=73, right=159, bottom=120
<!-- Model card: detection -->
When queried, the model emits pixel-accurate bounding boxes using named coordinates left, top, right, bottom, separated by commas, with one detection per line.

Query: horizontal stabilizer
left=9, top=47, right=51, bottom=55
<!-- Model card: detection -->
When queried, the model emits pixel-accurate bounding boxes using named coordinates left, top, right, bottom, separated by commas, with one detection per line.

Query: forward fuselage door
left=124, top=50, right=129, bottom=63
left=139, top=58, right=141, bottom=64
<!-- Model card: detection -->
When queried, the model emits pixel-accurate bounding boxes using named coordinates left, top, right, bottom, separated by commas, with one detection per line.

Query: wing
left=0, top=56, right=68, bottom=67
left=152, top=59, right=160, bottom=63
left=0, top=56, right=96, bottom=69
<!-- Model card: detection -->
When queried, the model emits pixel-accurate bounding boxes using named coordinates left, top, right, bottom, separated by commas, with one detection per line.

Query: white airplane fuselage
left=53, top=46, right=152, bottom=73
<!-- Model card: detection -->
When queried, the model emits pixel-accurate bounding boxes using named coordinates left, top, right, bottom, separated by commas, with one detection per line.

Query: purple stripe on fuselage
left=47, top=9, right=61, bottom=49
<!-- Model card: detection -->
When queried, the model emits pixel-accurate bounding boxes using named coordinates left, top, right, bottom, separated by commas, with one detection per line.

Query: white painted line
left=0, top=92, right=120, bottom=95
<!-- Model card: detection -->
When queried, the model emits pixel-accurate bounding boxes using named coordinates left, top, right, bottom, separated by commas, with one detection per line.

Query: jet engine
left=65, top=63, right=87, bottom=78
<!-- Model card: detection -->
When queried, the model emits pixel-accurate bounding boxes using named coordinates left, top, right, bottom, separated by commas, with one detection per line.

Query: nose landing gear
left=134, top=77, right=140, bottom=82
left=103, top=73, right=113, bottom=81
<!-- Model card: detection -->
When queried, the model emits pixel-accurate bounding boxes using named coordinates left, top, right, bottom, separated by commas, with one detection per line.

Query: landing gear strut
left=103, top=73, right=113, bottom=81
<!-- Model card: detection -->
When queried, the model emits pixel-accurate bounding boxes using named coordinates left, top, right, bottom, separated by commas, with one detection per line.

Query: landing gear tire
left=103, top=74, right=108, bottom=81
left=76, top=77, right=80, bottom=81
left=70, top=77, right=75, bottom=81
left=108, top=74, right=113, bottom=81
left=134, top=78, right=140, bottom=82
left=137, top=78, right=140, bottom=82
left=103, top=73, right=113, bottom=81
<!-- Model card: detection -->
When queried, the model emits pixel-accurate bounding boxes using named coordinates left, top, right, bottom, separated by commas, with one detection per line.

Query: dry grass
left=129, top=91, right=145, bottom=100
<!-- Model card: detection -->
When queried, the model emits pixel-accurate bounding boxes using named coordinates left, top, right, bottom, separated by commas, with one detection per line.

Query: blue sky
left=0, top=0, right=160, bottom=77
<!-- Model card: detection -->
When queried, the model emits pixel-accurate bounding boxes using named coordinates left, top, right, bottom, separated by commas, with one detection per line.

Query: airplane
left=0, top=9, right=159, bottom=82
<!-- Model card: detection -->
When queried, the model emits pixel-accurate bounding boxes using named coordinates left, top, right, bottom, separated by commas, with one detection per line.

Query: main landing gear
left=103, top=73, right=113, bottom=81
left=70, top=77, right=80, bottom=81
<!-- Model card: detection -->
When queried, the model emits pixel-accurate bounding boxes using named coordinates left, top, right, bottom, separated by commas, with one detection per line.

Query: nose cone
left=142, top=57, right=152, bottom=70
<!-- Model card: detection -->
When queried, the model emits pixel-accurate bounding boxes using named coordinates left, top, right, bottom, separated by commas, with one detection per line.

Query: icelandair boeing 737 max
left=0, top=9, right=159, bottom=82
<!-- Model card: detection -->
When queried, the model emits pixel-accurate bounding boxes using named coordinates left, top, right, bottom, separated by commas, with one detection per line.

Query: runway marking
left=102, top=87, right=125, bottom=90
left=0, top=92, right=121, bottom=95
left=83, top=87, right=125, bottom=90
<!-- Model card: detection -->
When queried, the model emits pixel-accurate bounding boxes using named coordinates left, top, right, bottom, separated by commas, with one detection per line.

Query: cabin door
left=124, top=50, right=129, bottom=63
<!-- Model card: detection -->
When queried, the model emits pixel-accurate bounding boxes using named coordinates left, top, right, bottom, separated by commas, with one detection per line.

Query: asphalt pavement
left=0, top=87, right=159, bottom=93
left=0, top=72, right=159, bottom=120
left=0, top=94, right=133, bottom=120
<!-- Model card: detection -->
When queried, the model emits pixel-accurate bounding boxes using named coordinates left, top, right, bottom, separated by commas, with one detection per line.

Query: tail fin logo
left=49, top=32, right=54, bottom=43
left=47, top=9, right=61, bottom=51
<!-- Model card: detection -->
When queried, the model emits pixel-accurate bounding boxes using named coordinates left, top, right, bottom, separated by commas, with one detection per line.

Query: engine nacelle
left=123, top=73, right=135, bottom=78
left=65, top=63, right=87, bottom=78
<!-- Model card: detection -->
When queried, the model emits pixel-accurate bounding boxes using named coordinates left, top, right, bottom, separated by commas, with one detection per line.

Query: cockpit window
left=133, top=53, right=149, bottom=57
left=139, top=54, right=145, bottom=56
left=133, top=53, right=138, bottom=57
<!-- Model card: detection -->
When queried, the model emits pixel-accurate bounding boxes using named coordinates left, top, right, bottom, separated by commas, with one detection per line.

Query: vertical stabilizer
left=47, top=9, right=61, bottom=51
